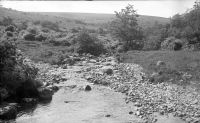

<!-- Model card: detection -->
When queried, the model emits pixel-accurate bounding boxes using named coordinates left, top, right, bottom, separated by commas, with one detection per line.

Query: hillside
left=41, top=12, right=170, bottom=28
left=0, top=7, right=90, bottom=30
left=0, top=7, right=170, bottom=30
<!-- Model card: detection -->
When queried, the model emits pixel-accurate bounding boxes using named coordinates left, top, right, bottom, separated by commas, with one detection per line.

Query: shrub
left=0, top=17, right=13, bottom=26
left=41, top=28, right=50, bottom=33
left=53, top=38, right=71, bottom=46
left=27, top=27, right=37, bottom=35
left=33, top=20, right=41, bottom=25
left=75, top=31, right=105, bottom=56
left=5, top=31, right=14, bottom=37
left=5, top=25, right=15, bottom=32
left=23, top=33, right=36, bottom=41
left=0, top=39, right=38, bottom=91
left=17, top=21, right=28, bottom=30
left=35, top=33, right=47, bottom=41
left=143, top=36, right=162, bottom=50
left=40, top=21, right=59, bottom=31
left=71, top=27, right=81, bottom=33
left=74, top=20, right=86, bottom=25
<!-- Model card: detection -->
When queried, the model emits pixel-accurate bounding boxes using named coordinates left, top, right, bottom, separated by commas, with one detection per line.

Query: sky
left=0, top=0, right=197, bottom=18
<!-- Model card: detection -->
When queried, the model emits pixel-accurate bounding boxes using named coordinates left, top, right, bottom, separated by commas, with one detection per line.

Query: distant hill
left=41, top=12, right=170, bottom=28
left=0, top=7, right=170, bottom=29
left=0, top=7, right=87, bottom=29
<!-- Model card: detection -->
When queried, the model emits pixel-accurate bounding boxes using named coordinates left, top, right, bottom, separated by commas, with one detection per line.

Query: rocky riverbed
left=1, top=54, right=200, bottom=123
left=81, top=55, right=200, bottom=123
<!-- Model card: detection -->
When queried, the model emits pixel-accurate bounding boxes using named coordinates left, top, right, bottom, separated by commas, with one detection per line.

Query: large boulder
left=37, top=87, right=54, bottom=100
left=84, top=85, right=92, bottom=91
left=0, top=103, right=18, bottom=120
left=161, top=37, right=184, bottom=51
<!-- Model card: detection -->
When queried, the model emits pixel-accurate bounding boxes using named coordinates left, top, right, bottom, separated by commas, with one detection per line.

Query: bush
left=143, top=36, right=162, bottom=50
left=0, top=39, right=38, bottom=91
left=23, top=32, right=36, bottom=41
left=40, top=21, right=59, bottom=31
left=5, top=25, right=15, bottom=32
left=17, top=21, right=28, bottom=30
left=74, top=20, right=86, bottom=25
left=27, top=27, right=37, bottom=35
left=0, top=17, right=13, bottom=26
left=75, top=31, right=105, bottom=56
left=5, top=31, right=14, bottom=37
left=71, top=27, right=81, bottom=33
left=35, top=33, right=47, bottom=41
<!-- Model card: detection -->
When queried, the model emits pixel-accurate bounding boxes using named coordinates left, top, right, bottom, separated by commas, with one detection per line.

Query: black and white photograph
left=0, top=0, right=200, bottom=122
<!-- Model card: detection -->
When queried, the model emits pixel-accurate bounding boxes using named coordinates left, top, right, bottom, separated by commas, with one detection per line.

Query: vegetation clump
left=110, top=4, right=144, bottom=51
left=0, top=38, right=39, bottom=100
left=75, top=31, right=106, bottom=56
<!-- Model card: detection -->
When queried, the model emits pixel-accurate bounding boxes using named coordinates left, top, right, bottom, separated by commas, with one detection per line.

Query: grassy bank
left=121, top=50, right=200, bottom=87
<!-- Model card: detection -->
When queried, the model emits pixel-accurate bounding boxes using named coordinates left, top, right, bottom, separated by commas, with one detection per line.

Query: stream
left=13, top=65, right=185, bottom=123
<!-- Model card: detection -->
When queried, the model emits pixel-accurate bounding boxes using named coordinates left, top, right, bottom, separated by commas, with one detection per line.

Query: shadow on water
left=17, top=99, right=52, bottom=118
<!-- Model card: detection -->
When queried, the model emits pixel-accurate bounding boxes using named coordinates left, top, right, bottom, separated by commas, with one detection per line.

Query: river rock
left=47, top=85, right=59, bottom=92
left=62, top=64, right=68, bottom=69
left=156, top=61, right=166, bottom=67
left=37, top=87, right=54, bottom=100
left=0, top=103, right=18, bottom=120
left=64, top=58, right=75, bottom=66
left=89, top=59, right=97, bottom=63
left=102, top=66, right=113, bottom=75
left=156, top=61, right=167, bottom=71
left=85, top=85, right=92, bottom=91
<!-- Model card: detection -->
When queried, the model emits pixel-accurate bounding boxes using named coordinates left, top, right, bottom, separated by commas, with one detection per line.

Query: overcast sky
left=1, top=0, right=196, bottom=18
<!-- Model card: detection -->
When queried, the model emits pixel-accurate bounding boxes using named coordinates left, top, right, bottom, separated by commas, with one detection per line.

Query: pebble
left=85, top=85, right=92, bottom=91
left=129, top=111, right=133, bottom=114
left=105, top=114, right=111, bottom=117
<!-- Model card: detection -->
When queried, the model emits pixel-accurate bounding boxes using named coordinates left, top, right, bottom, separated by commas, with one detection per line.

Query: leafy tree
left=183, top=0, right=200, bottom=45
left=110, top=4, right=144, bottom=51
left=185, top=1, right=200, bottom=32
left=171, top=14, right=185, bottom=29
